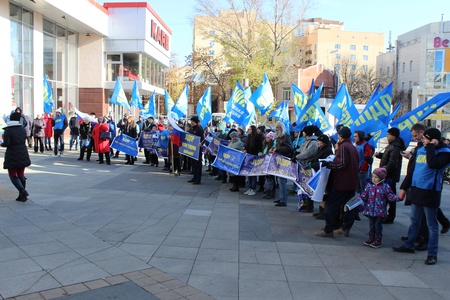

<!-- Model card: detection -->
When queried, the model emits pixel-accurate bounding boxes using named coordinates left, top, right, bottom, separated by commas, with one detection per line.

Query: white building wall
left=33, top=12, right=44, bottom=116
left=78, top=34, right=104, bottom=88
left=0, top=0, right=12, bottom=116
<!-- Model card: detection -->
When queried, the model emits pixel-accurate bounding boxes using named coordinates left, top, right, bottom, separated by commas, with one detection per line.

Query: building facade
left=377, top=20, right=450, bottom=132
left=2, top=0, right=171, bottom=120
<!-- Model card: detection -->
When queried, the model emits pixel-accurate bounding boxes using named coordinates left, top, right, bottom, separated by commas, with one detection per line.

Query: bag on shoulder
left=81, top=139, right=90, bottom=148
left=100, top=131, right=112, bottom=139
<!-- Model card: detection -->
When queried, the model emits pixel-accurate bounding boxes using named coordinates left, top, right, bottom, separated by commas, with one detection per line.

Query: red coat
left=92, top=123, right=110, bottom=153
left=44, top=114, right=53, bottom=138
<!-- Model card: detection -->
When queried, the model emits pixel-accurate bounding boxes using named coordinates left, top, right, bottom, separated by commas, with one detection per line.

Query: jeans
left=404, top=204, right=439, bottom=257
left=368, top=216, right=383, bottom=235
left=69, top=135, right=79, bottom=150
left=248, top=176, right=257, bottom=190
left=278, top=177, right=287, bottom=203
left=53, top=130, right=64, bottom=155
left=44, top=137, right=52, bottom=149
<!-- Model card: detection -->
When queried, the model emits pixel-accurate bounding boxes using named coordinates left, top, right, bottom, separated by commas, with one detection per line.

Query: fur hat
left=266, top=131, right=276, bottom=140
left=373, top=167, right=387, bottom=180
left=338, top=126, right=351, bottom=139
left=387, top=127, right=400, bottom=138
left=317, top=134, right=330, bottom=144
left=423, top=128, right=441, bottom=141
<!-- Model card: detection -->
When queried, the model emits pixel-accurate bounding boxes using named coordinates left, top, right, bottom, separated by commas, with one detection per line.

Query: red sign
left=151, top=20, right=170, bottom=51
left=434, top=37, right=449, bottom=48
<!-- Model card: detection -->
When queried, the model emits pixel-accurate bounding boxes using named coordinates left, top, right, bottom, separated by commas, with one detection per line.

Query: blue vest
left=54, top=114, right=66, bottom=130
left=412, top=146, right=450, bottom=191
left=355, top=141, right=367, bottom=168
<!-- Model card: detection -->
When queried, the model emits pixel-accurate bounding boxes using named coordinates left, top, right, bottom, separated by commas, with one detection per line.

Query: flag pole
left=171, top=138, right=175, bottom=176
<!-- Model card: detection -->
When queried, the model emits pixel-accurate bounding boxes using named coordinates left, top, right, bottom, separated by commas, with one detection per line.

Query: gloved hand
left=321, top=161, right=331, bottom=168
left=291, top=156, right=297, bottom=162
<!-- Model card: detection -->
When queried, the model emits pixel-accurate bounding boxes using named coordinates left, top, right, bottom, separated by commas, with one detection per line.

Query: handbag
left=81, top=139, right=90, bottom=148
left=100, top=131, right=112, bottom=139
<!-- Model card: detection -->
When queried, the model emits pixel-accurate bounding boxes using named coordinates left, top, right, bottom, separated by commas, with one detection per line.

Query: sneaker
left=334, top=228, right=350, bottom=237
left=392, top=245, right=415, bottom=253
left=315, top=230, right=334, bottom=238
left=369, top=241, right=382, bottom=249
left=425, top=255, right=437, bottom=265
left=247, top=190, right=256, bottom=196
left=244, top=189, right=251, bottom=195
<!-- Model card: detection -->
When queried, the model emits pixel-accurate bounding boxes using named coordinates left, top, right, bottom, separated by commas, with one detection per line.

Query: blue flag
left=269, top=100, right=290, bottom=132
left=351, top=82, right=392, bottom=135
left=223, top=89, right=235, bottom=124
left=365, top=83, right=381, bottom=109
left=109, top=78, right=131, bottom=110
left=241, top=87, right=256, bottom=127
left=43, top=75, right=54, bottom=114
left=230, top=81, right=251, bottom=126
left=249, top=72, right=274, bottom=116
left=292, top=83, right=307, bottom=118
left=141, top=90, right=155, bottom=118
left=172, top=85, right=188, bottom=119
left=295, top=83, right=332, bottom=133
left=165, top=90, right=175, bottom=116
left=390, top=92, right=450, bottom=147
left=196, top=87, right=212, bottom=129
left=328, top=83, right=359, bottom=128
left=367, top=103, right=401, bottom=148
left=130, top=80, right=144, bottom=109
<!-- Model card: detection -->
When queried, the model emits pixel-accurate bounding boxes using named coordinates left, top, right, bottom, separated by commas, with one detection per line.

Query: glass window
left=334, top=64, right=340, bottom=71
left=435, top=51, right=443, bottom=72
left=363, top=45, right=369, bottom=51
left=23, top=25, right=33, bottom=76
left=334, top=44, right=341, bottom=50
left=402, top=82, right=405, bottom=90
left=209, top=50, right=215, bottom=56
left=350, top=64, right=356, bottom=70
left=56, top=25, right=66, bottom=39
left=334, top=53, right=340, bottom=59
left=210, top=30, right=215, bottom=36
left=350, top=55, right=356, bottom=61
left=10, top=3, right=20, bottom=21
left=350, top=45, right=356, bottom=50
left=402, top=62, right=405, bottom=73
left=350, top=74, right=355, bottom=80
left=22, top=8, right=33, bottom=26
left=363, top=55, right=368, bottom=61
left=10, top=21, right=22, bottom=74
left=387, top=66, right=390, bottom=76
left=210, top=40, right=215, bottom=47
left=409, top=60, right=413, bottom=71
left=363, top=65, right=368, bottom=71
left=43, top=18, right=55, bottom=35
left=282, top=87, right=291, bottom=101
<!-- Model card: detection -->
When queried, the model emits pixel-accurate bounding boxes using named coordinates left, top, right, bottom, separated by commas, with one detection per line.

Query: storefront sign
left=434, top=37, right=449, bottom=48
left=151, top=20, right=170, bottom=50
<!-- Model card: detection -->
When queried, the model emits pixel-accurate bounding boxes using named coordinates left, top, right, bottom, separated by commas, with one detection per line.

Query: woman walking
left=1, top=112, right=31, bottom=202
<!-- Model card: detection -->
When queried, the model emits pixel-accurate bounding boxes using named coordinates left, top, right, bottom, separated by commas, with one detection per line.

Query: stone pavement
left=1, top=147, right=450, bottom=300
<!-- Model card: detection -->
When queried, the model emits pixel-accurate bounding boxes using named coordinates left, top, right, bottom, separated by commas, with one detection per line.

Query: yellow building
left=299, top=18, right=384, bottom=76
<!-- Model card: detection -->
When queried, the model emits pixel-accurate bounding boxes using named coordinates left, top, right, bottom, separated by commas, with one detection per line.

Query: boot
left=370, top=234, right=382, bottom=248
left=264, top=190, right=275, bottom=199
left=10, top=177, right=28, bottom=202
left=229, top=183, right=239, bottom=192
left=363, top=232, right=375, bottom=246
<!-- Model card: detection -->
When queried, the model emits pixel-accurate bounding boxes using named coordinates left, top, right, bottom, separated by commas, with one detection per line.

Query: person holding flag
left=187, top=116, right=204, bottom=185
left=52, top=109, right=68, bottom=157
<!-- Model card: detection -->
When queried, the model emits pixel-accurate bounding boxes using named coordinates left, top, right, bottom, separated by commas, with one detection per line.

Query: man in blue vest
left=393, top=128, right=450, bottom=265
left=52, top=109, right=68, bottom=156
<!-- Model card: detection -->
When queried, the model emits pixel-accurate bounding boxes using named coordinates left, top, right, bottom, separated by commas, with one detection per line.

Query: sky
left=98, top=0, right=448, bottom=64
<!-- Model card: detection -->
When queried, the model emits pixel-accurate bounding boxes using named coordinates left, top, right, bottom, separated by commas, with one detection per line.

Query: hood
left=3, top=120, right=21, bottom=129
left=391, top=137, right=407, bottom=151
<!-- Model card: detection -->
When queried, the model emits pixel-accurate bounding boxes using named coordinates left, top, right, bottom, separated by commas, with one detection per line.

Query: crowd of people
left=2, top=108, right=450, bottom=266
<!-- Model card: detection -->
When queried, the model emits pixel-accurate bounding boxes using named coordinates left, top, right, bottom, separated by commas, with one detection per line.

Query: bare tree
left=193, top=0, right=315, bottom=89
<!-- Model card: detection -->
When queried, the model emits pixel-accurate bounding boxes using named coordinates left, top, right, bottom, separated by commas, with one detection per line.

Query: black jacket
left=310, top=144, right=334, bottom=171
left=376, top=137, right=406, bottom=183
left=1, top=123, right=31, bottom=169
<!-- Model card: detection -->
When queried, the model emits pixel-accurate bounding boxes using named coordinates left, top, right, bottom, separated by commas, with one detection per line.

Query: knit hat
left=317, top=134, right=330, bottom=144
left=373, top=167, right=387, bottom=180
left=303, top=125, right=316, bottom=136
left=338, top=126, right=351, bottom=139
left=55, top=109, right=62, bottom=114
left=266, top=131, right=276, bottom=140
left=258, top=125, right=266, bottom=132
left=10, top=112, right=21, bottom=121
left=423, top=128, right=441, bottom=141
left=230, top=131, right=239, bottom=138
left=387, top=127, right=400, bottom=138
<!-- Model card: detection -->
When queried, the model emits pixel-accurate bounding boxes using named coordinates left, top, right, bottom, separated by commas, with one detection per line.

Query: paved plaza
left=1, top=147, right=450, bottom=299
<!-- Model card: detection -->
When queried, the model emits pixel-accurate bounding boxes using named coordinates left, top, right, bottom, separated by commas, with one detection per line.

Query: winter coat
left=32, top=118, right=46, bottom=138
left=92, top=122, right=110, bottom=154
left=295, top=135, right=318, bottom=165
left=328, top=139, right=359, bottom=191
left=24, top=116, right=32, bottom=137
left=43, top=114, right=53, bottom=138
left=376, top=137, right=406, bottom=183
left=274, top=134, right=292, bottom=157
left=400, top=143, right=450, bottom=207
left=69, top=116, right=80, bottom=136
left=360, top=181, right=398, bottom=218
left=1, top=122, right=31, bottom=169
left=79, top=122, right=93, bottom=140
left=244, top=133, right=264, bottom=155
left=310, top=144, right=334, bottom=171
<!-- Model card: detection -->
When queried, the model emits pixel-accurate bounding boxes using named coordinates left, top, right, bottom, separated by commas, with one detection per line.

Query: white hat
left=55, top=109, right=62, bottom=113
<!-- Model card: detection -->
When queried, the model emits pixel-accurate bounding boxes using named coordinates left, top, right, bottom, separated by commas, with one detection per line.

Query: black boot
left=10, top=177, right=28, bottom=202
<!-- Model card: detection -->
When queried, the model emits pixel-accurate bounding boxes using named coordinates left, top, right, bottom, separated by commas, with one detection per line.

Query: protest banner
left=179, top=132, right=200, bottom=160
left=138, top=132, right=158, bottom=150
left=239, top=153, right=271, bottom=176
left=207, top=136, right=228, bottom=156
left=265, top=152, right=298, bottom=180
left=294, top=165, right=315, bottom=197
left=111, top=134, right=138, bottom=157
left=211, top=145, right=246, bottom=175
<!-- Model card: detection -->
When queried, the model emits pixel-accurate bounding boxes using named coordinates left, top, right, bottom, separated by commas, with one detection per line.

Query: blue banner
left=265, top=152, right=298, bottom=180
left=230, top=81, right=251, bottom=126
left=111, top=134, right=138, bottom=157
left=295, top=165, right=315, bottom=197
left=239, top=153, right=271, bottom=176
left=179, top=133, right=201, bottom=160
left=207, top=136, right=228, bottom=156
left=211, top=145, right=246, bottom=175
left=138, top=132, right=157, bottom=149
